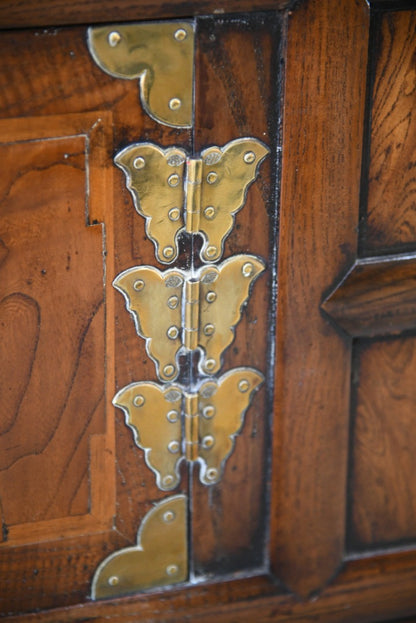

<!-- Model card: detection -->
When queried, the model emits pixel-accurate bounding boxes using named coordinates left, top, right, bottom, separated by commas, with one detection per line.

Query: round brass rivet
left=169, top=98, right=182, bottom=111
left=204, top=358, right=216, bottom=371
left=202, top=435, right=215, bottom=449
left=108, top=575, right=119, bottom=586
left=242, top=262, right=254, bottom=277
left=166, top=564, right=179, bottom=576
left=133, top=279, right=145, bottom=291
left=168, top=173, right=180, bottom=187
left=206, top=291, right=217, bottom=303
left=203, top=405, right=216, bottom=419
left=163, top=364, right=176, bottom=377
left=206, top=468, right=218, bottom=481
left=167, top=325, right=180, bottom=340
left=163, top=246, right=174, bottom=259
left=168, top=440, right=180, bottom=453
left=204, top=206, right=216, bottom=220
left=168, top=207, right=181, bottom=221
left=133, top=156, right=145, bottom=169
left=203, top=323, right=215, bottom=336
left=238, top=379, right=250, bottom=393
left=168, top=295, right=179, bottom=309
left=167, top=409, right=179, bottom=423
left=163, top=510, right=176, bottom=523
left=133, top=394, right=145, bottom=407
left=243, top=151, right=256, bottom=164
left=206, top=171, right=218, bottom=184
left=163, top=475, right=174, bottom=486
left=174, top=28, right=187, bottom=41
left=108, top=31, right=121, bottom=47
left=206, top=245, right=217, bottom=258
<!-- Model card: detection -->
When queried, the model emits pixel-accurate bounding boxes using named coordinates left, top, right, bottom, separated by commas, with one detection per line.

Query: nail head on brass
left=238, top=379, right=250, bottom=393
left=206, top=291, right=217, bottom=303
left=242, top=262, right=254, bottom=277
left=133, top=156, right=145, bottom=169
left=163, top=474, right=174, bottom=487
left=206, top=171, right=218, bottom=184
left=166, top=564, right=179, bottom=576
left=108, top=31, right=121, bottom=47
left=167, top=409, right=179, bottom=423
left=133, top=394, right=145, bottom=407
left=168, top=440, right=180, bottom=453
left=204, top=358, right=216, bottom=371
left=206, top=245, right=217, bottom=258
left=204, top=206, right=216, bottom=220
left=163, top=510, right=176, bottom=523
left=206, top=468, right=218, bottom=481
left=203, top=405, right=216, bottom=419
left=163, top=246, right=174, bottom=259
left=133, top=279, right=145, bottom=291
left=203, top=323, right=215, bottom=336
left=108, top=575, right=119, bottom=586
left=168, top=207, right=181, bottom=221
left=163, top=364, right=176, bottom=377
left=202, top=435, right=215, bottom=449
left=169, top=98, right=182, bottom=111
left=168, top=295, right=179, bottom=309
left=167, top=325, right=180, bottom=340
left=168, top=173, right=180, bottom=187
left=243, top=151, right=256, bottom=164
left=174, top=28, right=187, bottom=41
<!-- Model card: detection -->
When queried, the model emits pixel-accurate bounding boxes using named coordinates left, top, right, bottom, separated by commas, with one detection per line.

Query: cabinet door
left=1, top=1, right=416, bottom=622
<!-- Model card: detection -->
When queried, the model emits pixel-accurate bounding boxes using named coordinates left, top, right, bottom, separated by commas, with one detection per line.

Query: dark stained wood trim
left=0, top=0, right=293, bottom=29
left=270, top=0, right=370, bottom=597
left=322, top=254, right=416, bottom=338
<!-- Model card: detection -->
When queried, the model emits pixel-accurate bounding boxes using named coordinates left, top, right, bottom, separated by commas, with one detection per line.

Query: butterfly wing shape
left=197, top=368, right=264, bottom=485
left=198, top=138, right=270, bottom=262
left=113, top=266, right=183, bottom=382
left=198, top=254, right=265, bottom=375
left=114, top=143, right=186, bottom=264
left=113, top=382, right=183, bottom=490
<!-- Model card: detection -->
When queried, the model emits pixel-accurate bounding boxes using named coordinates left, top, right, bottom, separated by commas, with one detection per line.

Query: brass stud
left=206, top=468, right=218, bottom=481
left=202, top=435, right=215, bottom=449
left=133, top=156, right=145, bottom=169
left=166, top=564, right=179, bottom=576
left=203, top=323, right=215, bottom=336
left=238, top=379, right=250, bottom=393
left=163, top=474, right=174, bottom=487
left=108, top=31, right=121, bottom=47
left=203, top=405, right=216, bottom=419
left=108, top=575, right=119, bottom=586
left=169, top=98, right=182, bottom=111
left=168, top=207, right=181, bottom=221
left=163, top=510, right=176, bottom=523
left=204, top=358, right=216, bottom=372
left=204, top=206, right=216, bottom=220
left=167, top=295, right=179, bottom=309
left=133, top=394, right=145, bottom=407
left=242, top=262, right=254, bottom=277
left=167, top=325, right=180, bottom=340
left=133, top=279, right=145, bottom=291
left=174, top=28, right=187, bottom=41
left=166, top=410, right=179, bottom=423
left=206, top=291, right=217, bottom=303
left=243, top=151, right=256, bottom=164
left=206, top=171, right=218, bottom=184
left=168, top=440, right=180, bottom=453
left=206, top=245, right=217, bottom=258
left=163, top=246, right=174, bottom=259
left=168, top=173, right=180, bottom=187
left=163, top=364, right=176, bottom=378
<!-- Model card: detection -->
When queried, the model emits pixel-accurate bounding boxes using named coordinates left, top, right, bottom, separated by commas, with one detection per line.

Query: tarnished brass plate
left=115, top=138, right=269, bottom=263
left=113, top=368, right=264, bottom=490
left=113, top=254, right=265, bottom=381
left=91, top=495, right=187, bottom=599
left=87, top=22, right=194, bottom=127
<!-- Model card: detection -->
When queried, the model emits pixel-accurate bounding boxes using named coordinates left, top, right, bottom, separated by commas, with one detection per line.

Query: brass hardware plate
left=115, top=138, right=270, bottom=263
left=91, top=495, right=187, bottom=599
left=113, top=254, right=265, bottom=381
left=87, top=22, right=194, bottom=128
left=113, top=368, right=264, bottom=490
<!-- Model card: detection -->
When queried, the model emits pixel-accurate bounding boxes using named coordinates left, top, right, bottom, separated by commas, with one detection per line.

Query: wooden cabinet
left=0, top=0, right=415, bottom=620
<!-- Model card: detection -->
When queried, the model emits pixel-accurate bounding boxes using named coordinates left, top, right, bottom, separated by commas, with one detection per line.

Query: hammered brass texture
left=91, top=495, right=187, bottom=599
left=112, top=368, right=264, bottom=490
left=112, top=254, right=265, bottom=381
left=87, top=22, right=194, bottom=127
left=114, top=138, right=269, bottom=264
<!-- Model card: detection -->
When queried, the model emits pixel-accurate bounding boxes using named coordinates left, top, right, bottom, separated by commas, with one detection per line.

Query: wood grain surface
left=364, top=10, right=416, bottom=254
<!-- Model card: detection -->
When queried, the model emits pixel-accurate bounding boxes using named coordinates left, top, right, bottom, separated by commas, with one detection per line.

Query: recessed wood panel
left=348, top=336, right=416, bottom=551
left=364, top=10, right=416, bottom=253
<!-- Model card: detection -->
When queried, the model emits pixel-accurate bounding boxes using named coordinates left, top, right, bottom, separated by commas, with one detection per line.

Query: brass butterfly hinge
left=115, top=139, right=270, bottom=263
left=113, top=368, right=264, bottom=490
left=113, top=254, right=265, bottom=381
left=91, top=495, right=187, bottom=599
left=87, top=22, right=194, bottom=127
